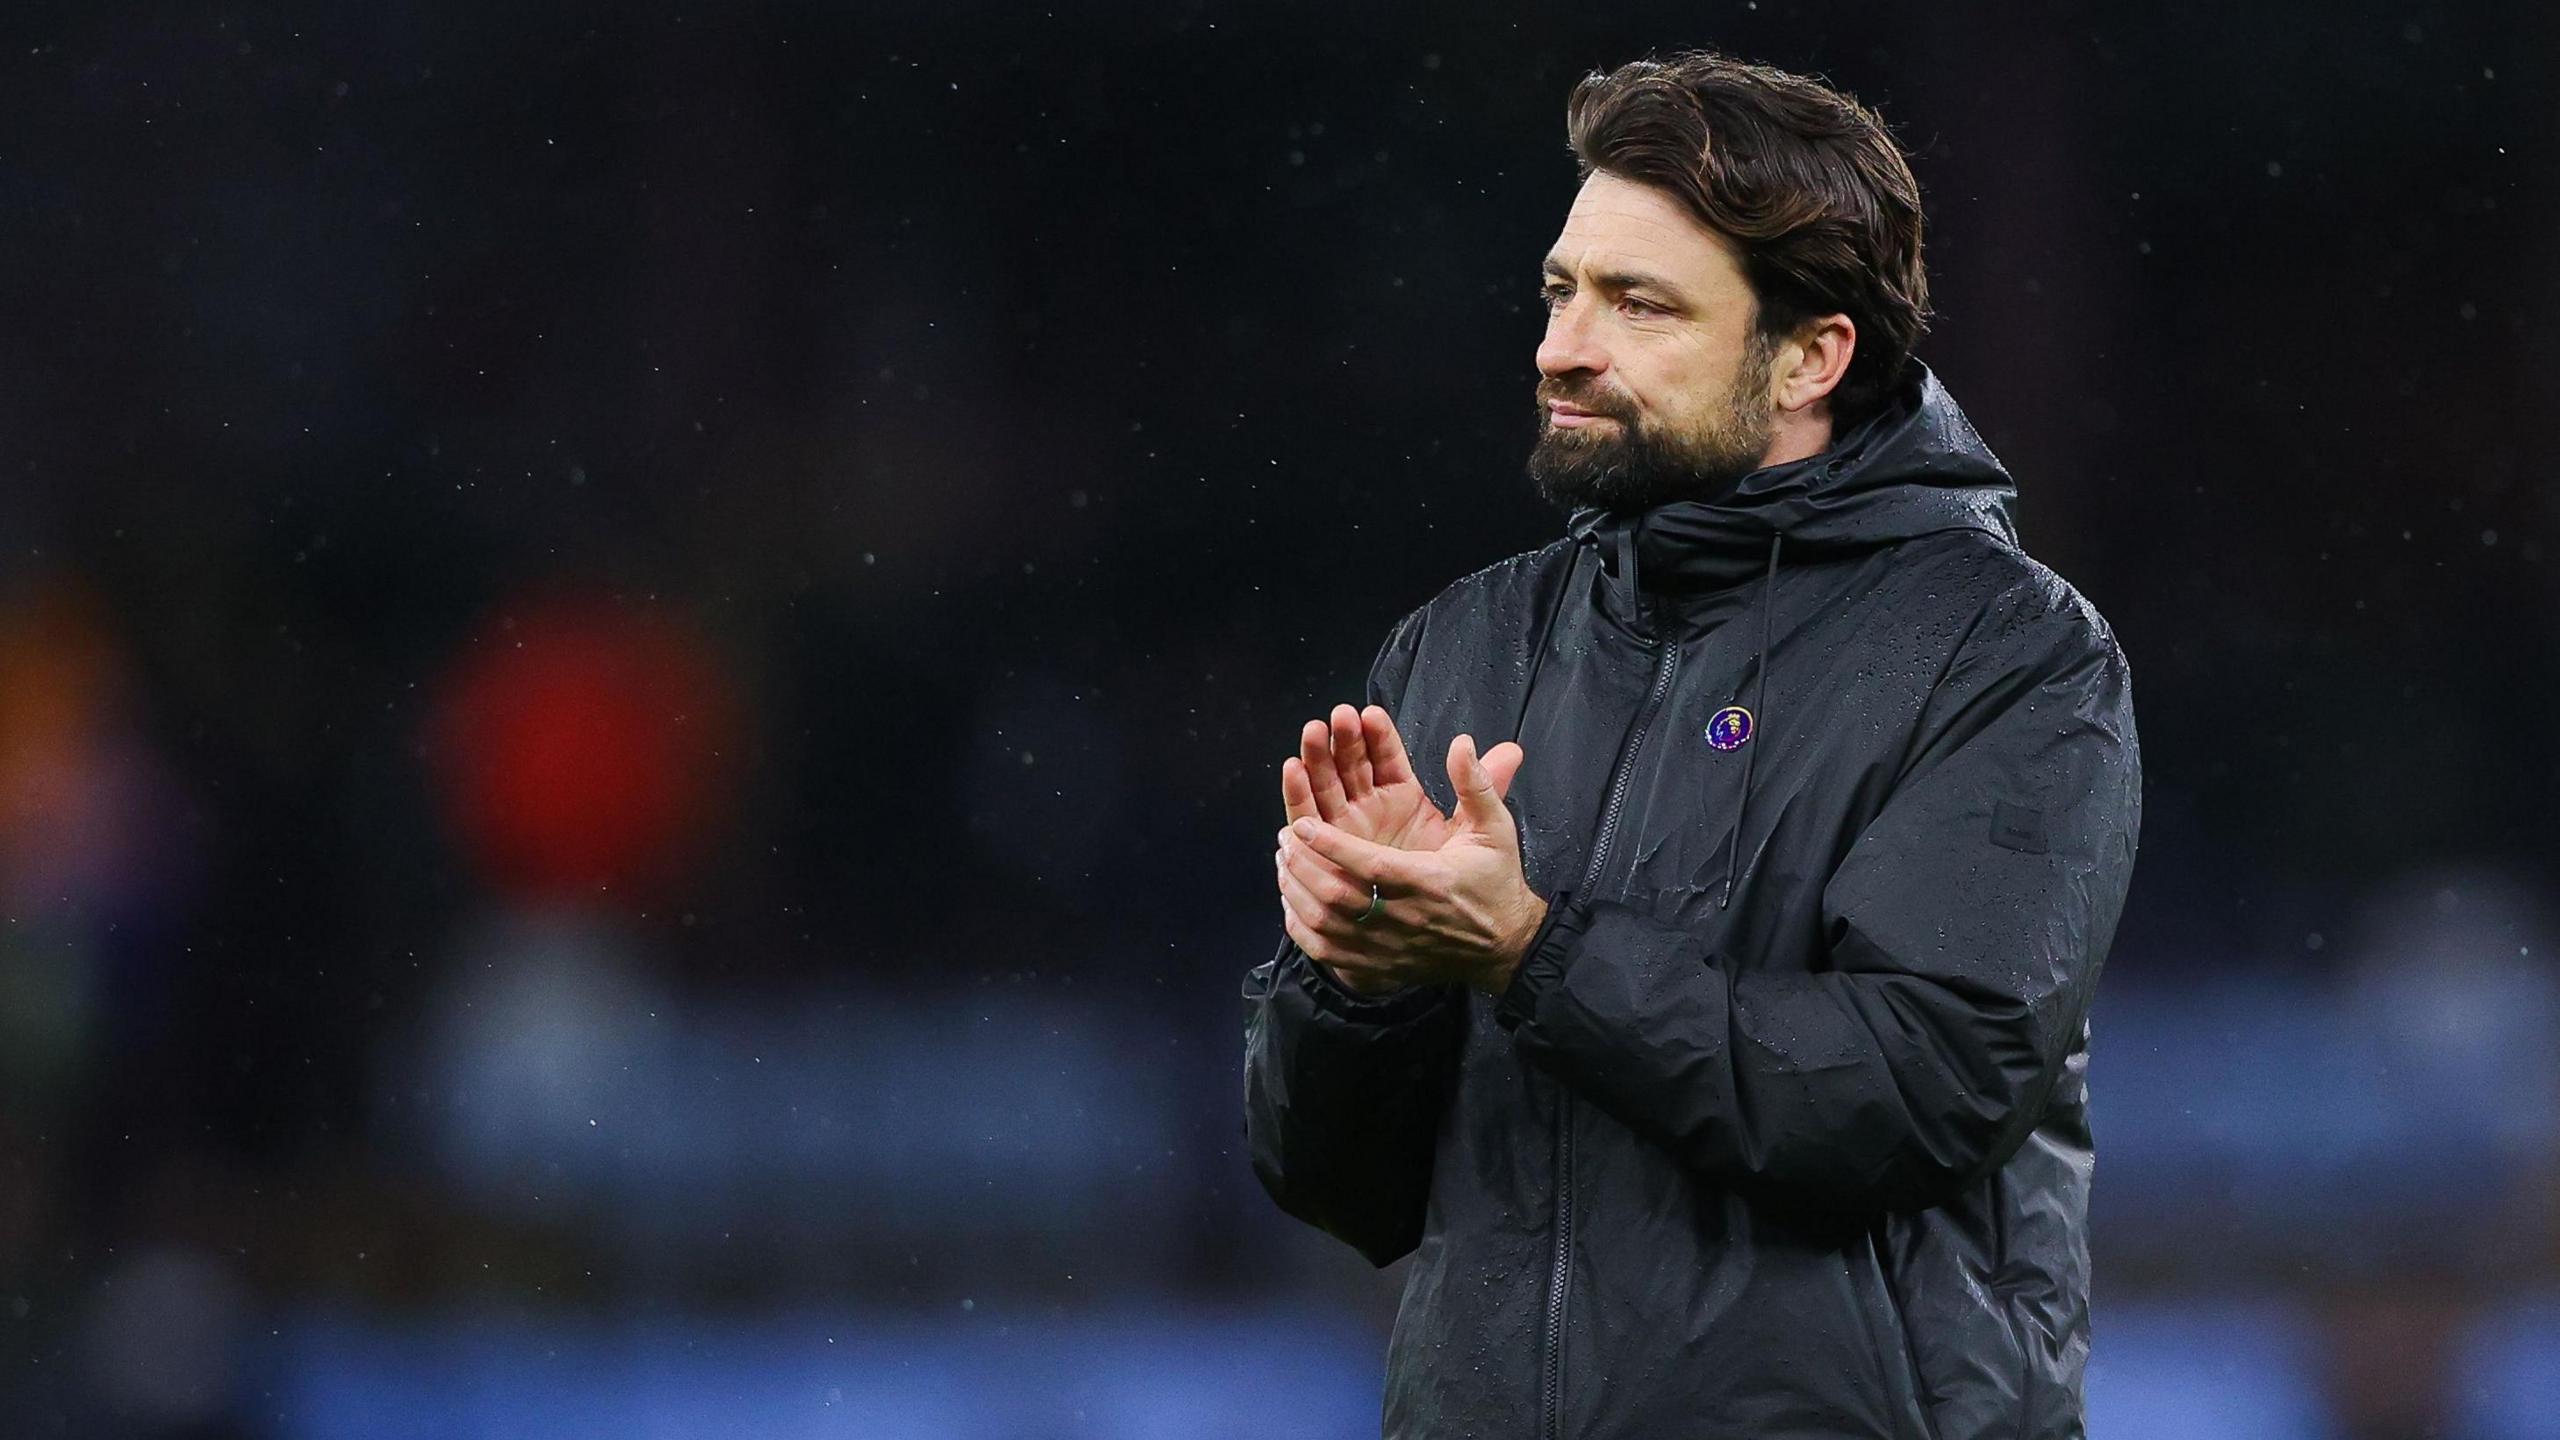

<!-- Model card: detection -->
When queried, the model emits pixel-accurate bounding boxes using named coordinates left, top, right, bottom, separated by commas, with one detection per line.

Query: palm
left=1284, top=703, right=1520, bottom=854
left=1341, top=772, right=1457, bottom=852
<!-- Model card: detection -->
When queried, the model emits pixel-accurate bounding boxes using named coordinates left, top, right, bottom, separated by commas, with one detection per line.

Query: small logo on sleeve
left=1990, top=800, right=2049, bottom=853
left=1705, top=706, right=1754, bottom=751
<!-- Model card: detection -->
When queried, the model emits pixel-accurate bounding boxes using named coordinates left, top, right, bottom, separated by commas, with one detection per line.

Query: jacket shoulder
left=1402, top=537, right=1577, bottom=633
left=1361, top=540, right=1575, bottom=713
left=1359, top=540, right=1572, bottom=707
left=1894, top=530, right=2127, bottom=675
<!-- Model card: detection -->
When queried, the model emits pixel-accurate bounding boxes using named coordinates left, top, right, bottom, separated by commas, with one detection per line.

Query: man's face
left=1528, top=170, right=1782, bottom=514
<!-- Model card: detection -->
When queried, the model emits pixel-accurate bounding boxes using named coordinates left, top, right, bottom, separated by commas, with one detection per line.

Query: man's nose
left=1536, top=303, right=1608, bottom=380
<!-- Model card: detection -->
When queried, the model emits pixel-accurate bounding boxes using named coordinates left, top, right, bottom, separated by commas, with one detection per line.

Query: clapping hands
left=1273, top=703, right=1548, bottom=999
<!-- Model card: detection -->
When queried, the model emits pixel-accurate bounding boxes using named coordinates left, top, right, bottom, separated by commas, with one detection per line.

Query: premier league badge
left=1706, top=705, right=1754, bottom=751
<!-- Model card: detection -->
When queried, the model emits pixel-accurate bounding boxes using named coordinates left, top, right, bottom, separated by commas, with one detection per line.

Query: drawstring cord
left=1613, top=521, right=1642, bottom=629
left=1721, top=531, right=1783, bottom=909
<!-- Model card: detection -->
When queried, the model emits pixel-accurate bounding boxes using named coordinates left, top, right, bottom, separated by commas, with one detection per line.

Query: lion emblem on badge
left=1706, top=705, right=1754, bottom=751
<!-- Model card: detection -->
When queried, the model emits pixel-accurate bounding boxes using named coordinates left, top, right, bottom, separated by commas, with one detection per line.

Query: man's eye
left=1618, top=296, right=1658, bottom=316
left=1539, top=285, right=1571, bottom=309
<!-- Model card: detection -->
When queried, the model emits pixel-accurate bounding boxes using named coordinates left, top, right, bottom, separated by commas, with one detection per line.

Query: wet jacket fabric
left=1241, top=361, right=2141, bottom=1439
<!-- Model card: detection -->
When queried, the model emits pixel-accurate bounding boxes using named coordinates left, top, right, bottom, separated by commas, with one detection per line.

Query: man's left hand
left=1275, top=732, right=1550, bottom=997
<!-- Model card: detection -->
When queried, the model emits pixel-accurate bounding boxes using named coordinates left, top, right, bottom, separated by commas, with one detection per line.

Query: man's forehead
left=1544, top=174, right=1735, bottom=283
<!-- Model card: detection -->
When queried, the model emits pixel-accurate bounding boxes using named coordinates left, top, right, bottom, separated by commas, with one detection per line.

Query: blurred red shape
left=428, top=595, right=738, bottom=902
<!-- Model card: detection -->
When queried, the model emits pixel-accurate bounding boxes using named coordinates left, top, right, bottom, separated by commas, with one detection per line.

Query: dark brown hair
left=1565, top=51, right=1929, bottom=423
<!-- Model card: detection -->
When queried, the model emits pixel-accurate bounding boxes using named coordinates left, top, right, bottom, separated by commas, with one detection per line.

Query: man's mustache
left=1536, top=385, right=1637, bottom=423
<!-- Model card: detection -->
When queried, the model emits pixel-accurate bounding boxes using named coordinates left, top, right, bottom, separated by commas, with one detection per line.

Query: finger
left=1282, top=901, right=1393, bottom=992
left=1289, top=815, right=1422, bottom=888
left=1280, top=901, right=1332, bottom=964
left=1362, top=704, right=1419, bottom=787
left=1480, top=740, right=1525, bottom=802
left=1300, top=719, right=1349, bottom=819
left=1276, top=851, right=1340, bottom=932
left=1279, top=865, right=1407, bottom=995
left=1330, top=703, right=1374, bottom=800
left=1280, top=853, right=1385, bottom=938
left=1448, top=733, right=1515, bottom=836
left=1280, top=834, right=1368, bottom=913
left=1281, top=757, right=1321, bottom=825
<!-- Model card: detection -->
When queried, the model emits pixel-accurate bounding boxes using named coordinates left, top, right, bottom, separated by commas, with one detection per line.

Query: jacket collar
left=1564, top=359, right=2021, bottom=623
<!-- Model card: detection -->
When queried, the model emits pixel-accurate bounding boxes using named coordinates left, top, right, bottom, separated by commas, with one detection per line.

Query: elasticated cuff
left=1283, top=940, right=1454, bottom=1025
left=1495, top=890, right=1588, bottom=1032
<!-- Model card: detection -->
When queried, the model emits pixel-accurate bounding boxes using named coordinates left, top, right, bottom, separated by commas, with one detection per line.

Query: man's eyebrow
left=1539, top=255, right=1689, bottom=302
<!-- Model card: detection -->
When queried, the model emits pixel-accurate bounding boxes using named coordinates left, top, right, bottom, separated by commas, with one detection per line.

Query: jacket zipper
left=1540, top=598, right=1681, bottom=1440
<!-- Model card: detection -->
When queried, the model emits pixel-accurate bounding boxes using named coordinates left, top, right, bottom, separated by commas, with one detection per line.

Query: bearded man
left=1243, top=50, right=2142, bottom=1440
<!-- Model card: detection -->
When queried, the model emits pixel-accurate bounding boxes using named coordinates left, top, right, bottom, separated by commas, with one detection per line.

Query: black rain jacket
left=1241, top=362, right=2141, bottom=1439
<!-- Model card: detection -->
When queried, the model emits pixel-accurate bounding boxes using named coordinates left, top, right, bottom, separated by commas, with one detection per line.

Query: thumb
left=1447, top=734, right=1516, bottom=839
left=1480, top=740, right=1525, bottom=801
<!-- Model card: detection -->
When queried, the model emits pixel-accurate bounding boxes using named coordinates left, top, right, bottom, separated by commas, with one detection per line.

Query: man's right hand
left=1278, top=703, right=1524, bottom=995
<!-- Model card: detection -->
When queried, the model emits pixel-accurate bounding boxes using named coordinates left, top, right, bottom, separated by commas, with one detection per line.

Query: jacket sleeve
left=1241, top=605, right=1467, bottom=1266
left=1492, top=584, right=2142, bottom=1215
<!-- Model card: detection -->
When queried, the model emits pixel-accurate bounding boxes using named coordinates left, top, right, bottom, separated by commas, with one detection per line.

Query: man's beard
left=1526, top=331, right=1780, bottom=514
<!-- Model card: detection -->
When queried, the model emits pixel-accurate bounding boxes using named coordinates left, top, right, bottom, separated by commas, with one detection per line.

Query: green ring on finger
left=1353, top=883, right=1383, bottom=925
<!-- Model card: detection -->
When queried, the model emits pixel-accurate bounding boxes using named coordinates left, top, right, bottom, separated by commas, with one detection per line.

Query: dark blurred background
left=1, top=2, right=2554, bottom=1436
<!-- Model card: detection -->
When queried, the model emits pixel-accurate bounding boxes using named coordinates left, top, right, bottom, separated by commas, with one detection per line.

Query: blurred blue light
left=2085, top=1300, right=2335, bottom=1440
left=262, top=1303, right=1385, bottom=1440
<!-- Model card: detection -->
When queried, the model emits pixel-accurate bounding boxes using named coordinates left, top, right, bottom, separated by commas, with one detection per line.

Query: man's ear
left=1773, top=314, right=1856, bottom=415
